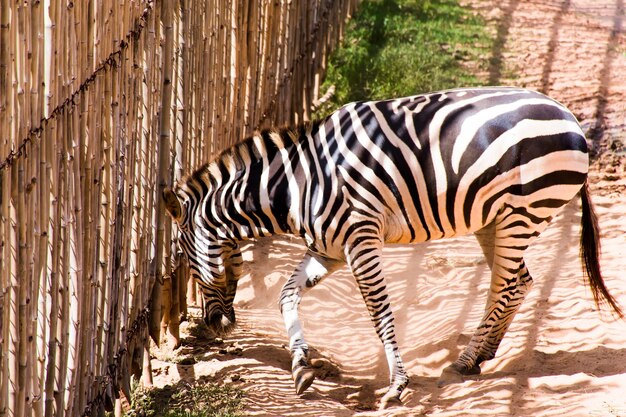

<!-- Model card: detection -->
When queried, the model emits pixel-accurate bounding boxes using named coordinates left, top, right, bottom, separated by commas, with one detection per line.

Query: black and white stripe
left=163, top=87, right=621, bottom=407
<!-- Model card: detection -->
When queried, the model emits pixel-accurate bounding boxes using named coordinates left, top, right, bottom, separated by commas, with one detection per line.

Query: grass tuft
left=315, top=0, right=493, bottom=117
left=124, top=381, right=244, bottom=417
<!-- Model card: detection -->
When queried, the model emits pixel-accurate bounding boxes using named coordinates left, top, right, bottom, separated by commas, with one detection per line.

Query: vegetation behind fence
left=0, top=0, right=357, bottom=416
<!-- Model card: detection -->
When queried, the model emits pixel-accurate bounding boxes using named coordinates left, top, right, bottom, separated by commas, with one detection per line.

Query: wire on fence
left=0, top=0, right=155, bottom=172
left=79, top=308, right=151, bottom=417
left=255, top=0, right=336, bottom=130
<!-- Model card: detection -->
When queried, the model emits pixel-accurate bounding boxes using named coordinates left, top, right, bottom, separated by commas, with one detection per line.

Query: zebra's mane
left=264, top=120, right=319, bottom=150
left=177, top=121, right=319, bottom=193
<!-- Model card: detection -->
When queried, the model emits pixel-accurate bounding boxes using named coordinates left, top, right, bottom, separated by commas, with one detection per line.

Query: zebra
left=163, top=87, right=622, bottom=408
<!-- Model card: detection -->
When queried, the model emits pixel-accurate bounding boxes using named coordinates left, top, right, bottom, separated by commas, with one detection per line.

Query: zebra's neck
left=197, top=123, right=318, bottom=241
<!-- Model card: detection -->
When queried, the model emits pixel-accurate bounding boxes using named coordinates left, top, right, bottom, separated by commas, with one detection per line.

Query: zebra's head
left=163, top=184, right=239, bottom=337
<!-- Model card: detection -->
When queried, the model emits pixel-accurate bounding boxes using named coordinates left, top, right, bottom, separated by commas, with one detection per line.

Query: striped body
left=283, top=88, right=587, bottom=248
left=164, top=87, right=620, bottom=407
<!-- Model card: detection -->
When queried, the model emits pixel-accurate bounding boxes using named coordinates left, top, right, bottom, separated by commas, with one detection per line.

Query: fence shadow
left=488, top=0, right=519, bottom=85
left=588, top=0, right=624, bottom=151
left=539, top=0, right=571, bottom=93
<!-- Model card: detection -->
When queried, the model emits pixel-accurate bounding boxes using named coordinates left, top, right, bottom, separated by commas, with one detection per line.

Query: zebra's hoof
left=437, top=363, right=481, bottom=387
left=293, top=366, right=315, bottom=395
left=379, top=392, right=402, bottom=410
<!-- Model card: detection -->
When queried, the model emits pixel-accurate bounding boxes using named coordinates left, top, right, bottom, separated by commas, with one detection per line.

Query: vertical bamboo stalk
left=177, top=258, right=187, bottom=323
left=114, top=24, right=135, bottom=404
left=98, top=5, right=114, bottom=408
left=152, top=0, right=174, bottom=347
left=55, top=117, right=70, bottom=417
left=13, top=2, right=29, bottom=414
left=218, top=0, right=228, bottom=153
left=7, top=166, right=18, bottom=417
left=90, top=4, right=106, bottom=413
left=203, top=0, right=215, bottom=160
left=125, top=5, right=140, bottom=351
left=41, top=5, right=59, bottom=415
left=145, top=1, right=161, bottom=345
left=63, top=4, right=82, bottom=415
left=159, top=273, right=171, bottom=344
left=67, top=99, right=84, bottom=417
left=0, top=0, right=11, bottom=412
left=198, top=0, right=207, bottom=165
left=76, top=1, right=94, bottom=412
left=43, top=118, right=60, bottom=417
left=34, top=124, right=48, bottom=417
left=168, top=1, right=185, bottom=337
left=227, top=1, right=237, bottom=145
left=179, top=0, right=190, bottom=182
left=37, top=14, right=51, bottom=409
left=104, top=26, right=125, bottom=409
left=30, top=2, right=46, bottom=416
left=54, top=2, right=71, bottom=413
left=244, top=1, right=259, bottom=135
left=168, top=246, right=180, bottom=348
left=22, top=11, right=39, bottom=407
left=143, top=0, right=156, bottom=345
left=178, top=0, right=192, bottom=314
left=140, top=341, right=153, bottom=387
left=194, top=0, right=205, bottom=167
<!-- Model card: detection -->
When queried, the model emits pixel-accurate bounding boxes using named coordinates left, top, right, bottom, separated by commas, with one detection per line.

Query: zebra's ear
left=163, top=187, right=182, bottom=221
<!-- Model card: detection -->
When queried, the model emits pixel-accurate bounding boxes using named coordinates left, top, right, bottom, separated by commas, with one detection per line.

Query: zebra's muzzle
left=204, top=308, right=236, bottom=336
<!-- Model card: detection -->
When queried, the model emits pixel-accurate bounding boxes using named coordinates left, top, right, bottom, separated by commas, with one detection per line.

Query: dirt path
left=150, top=1, right=626, bottom=416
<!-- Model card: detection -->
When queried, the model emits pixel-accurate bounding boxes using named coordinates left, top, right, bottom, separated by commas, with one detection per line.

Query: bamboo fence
left=0, top=0, right=358, bottom=416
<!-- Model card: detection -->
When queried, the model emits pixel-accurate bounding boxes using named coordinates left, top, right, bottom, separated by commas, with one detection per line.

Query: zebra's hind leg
left=279, top=251, right=343, bottom=395
left=439, top=257, right=533, bottom=386
left=346, top=236, right=408, bottom=409
left=439, top=212, right=539, bottom=386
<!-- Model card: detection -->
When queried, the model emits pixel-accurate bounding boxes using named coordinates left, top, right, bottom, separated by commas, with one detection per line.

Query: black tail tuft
left=580, top=181, right=623, bottom=318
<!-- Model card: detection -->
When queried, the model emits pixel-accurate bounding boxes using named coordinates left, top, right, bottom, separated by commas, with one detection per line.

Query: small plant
left=126, top=381, right=244, bottom=417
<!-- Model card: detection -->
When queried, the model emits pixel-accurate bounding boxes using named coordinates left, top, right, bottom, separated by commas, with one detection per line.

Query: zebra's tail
left=580, top=181, right=623, bottom=318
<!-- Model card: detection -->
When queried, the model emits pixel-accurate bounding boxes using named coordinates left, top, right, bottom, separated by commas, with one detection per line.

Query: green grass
left=124, top=381, right=244, bottom=417
left=315, top=0, right=492, bottom=117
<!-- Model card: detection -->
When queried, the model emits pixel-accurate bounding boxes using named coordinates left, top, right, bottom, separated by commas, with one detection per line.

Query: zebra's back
left=314, top=87, right=588, bottom=246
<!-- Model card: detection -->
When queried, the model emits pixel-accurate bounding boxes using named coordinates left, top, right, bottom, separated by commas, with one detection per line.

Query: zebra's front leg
left=279, top=251, right=342, bottom=395
left=346, top=237, right=408, bottom=409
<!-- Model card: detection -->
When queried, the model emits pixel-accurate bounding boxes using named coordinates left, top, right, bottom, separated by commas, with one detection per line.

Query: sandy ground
left=150, top=1, right=626, bottom=416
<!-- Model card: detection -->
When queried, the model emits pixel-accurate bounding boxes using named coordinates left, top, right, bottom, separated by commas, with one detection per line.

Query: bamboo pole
left=146, top=0, right=161, bottom=346
left=63, top=3, right=82, bottom=415
left=157, top=0, right=175, bottom=347
left=30, top=3, right=45, bottom=417
left=0, top=0, right=11, bottom=412
left=7, top=167, right=18, bottom=417
left=99, top=7, right=114, bottom=409
left=91, top=3, right=106, bottom=413
left=43, top=121, right=60, bottom=417
left=34, top=122, right=48, bottom=417
left=54, top=2, right=71, bottom=414
left=14, top=3, right=30, bottom=413
left=21, top=7, right=36, bottom=416
left=76, top=2, right=94, bottom=412
left=43, top=1, right=59, bottom=415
